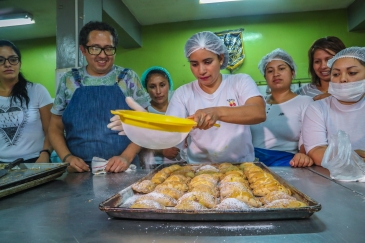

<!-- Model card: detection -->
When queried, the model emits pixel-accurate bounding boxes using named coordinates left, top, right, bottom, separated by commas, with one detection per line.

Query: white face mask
left=328, top=79, right=365, bottom=102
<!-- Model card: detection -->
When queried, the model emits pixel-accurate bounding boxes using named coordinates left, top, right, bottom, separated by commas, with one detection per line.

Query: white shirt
left=0, top=83, right=53, bottom=162
left=143, top=91, right=184, bottom=165
left=295, top=84, right=322, bottom=98
left=250, top=95, right=313, bottom=153
left=302, top=96, right=365, bottom=153
left=166, top=74, right=263, bottom=164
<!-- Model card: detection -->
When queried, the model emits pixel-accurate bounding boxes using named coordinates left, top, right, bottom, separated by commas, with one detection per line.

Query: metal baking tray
left=0, top=163, right=68, bottom=198
left=99, top=162, right=321, bottom=221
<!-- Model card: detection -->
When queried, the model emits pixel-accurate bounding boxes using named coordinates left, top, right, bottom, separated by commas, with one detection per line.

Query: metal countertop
left=308, top=166, right=365, bottom=196
left=0, top=167, right=364, bottom=243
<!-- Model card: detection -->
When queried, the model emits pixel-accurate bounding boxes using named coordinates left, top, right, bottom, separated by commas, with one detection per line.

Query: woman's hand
left=187, top=107, right=219, bottom=130
left=162, top=147, right=180, bottom=159
left=313, top=92, right=331, bottom=101
left=36, top=152, right=50, bottom=163
left=290, top=153, right=314, bottom=167
left=355, top=150, right=365, bottom=158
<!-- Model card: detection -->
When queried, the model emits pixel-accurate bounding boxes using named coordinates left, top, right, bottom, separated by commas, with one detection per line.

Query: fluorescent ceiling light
left=200, top=0, right=242, bottom=4
left=0, top=13, right=35, bottom=28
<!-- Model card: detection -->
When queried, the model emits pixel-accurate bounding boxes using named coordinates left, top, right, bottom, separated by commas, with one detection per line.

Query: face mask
left=328, top=79, right=365, bottom=102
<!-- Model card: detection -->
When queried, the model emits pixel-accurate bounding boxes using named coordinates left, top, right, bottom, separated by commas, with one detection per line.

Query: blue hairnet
left=258, top=48, right=297, bottom=78
left=141, top=66, right=173, bottom=91
left=327, top=47, right=365, bottom=68
left=184, top=31, right=229, bottom=70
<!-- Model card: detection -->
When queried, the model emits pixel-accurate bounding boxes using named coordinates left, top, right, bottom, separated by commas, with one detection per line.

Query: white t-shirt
left=250, top=95, right=313, bottom=153
left=166, top=74, right=263, bottom=164
left=0, top=83, right=53, bottom=162
left=302, top=96, right=365, bottom=153
left=295, top=84, right=322, bottom=98
left=143, top=90, right=184, bottom=165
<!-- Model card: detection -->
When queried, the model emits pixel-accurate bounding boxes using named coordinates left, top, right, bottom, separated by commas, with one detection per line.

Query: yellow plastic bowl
left=111, top=110, right=197, bottom=149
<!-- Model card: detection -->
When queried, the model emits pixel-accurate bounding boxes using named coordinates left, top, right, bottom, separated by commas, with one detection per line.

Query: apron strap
left=117, top=68, right=130, bottom=83
left=71, top=68, right=82, bottom=84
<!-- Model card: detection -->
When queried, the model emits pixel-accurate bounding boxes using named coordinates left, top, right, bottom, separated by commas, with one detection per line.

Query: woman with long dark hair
left=0, top=40, right=53, bottom=163
left=296, top=36, right=345, bottom=100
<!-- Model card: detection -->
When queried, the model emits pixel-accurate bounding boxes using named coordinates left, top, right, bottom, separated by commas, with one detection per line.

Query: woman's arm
left=188, top=96, right=266, bottom=129
left=307, top=145, right=328, bottom=166
left=290, top=145, right=314, bottom=167
left=36, top=103, right=53, bottom=163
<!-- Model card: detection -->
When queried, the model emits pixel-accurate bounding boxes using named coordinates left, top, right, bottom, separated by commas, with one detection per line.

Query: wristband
left=62, top=153, right=72, bottom=162
left=40, top=149, right=51, bottom=156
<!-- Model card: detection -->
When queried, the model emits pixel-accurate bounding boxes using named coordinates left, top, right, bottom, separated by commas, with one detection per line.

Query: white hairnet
left=184, top=31, right=229, bottom=70
left=327, top=47, right=365, bottom=68
left=258, top=48, right=297, bottom=78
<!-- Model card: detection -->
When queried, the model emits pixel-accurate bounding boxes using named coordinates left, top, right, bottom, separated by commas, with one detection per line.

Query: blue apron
left=254, top=147, right=294, bottom=166
left=62, top=68, right=139, bottom=166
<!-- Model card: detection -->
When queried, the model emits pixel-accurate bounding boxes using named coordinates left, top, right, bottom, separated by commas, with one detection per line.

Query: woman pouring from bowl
left=302, top=47, right=365, bottom=165
left=165, top=31, right=266, bottom=164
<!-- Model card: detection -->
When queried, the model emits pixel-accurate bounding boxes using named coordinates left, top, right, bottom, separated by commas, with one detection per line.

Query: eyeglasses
left=0, top=56, right=20, bottom=65
left=85, top=45, right=116, bottom=56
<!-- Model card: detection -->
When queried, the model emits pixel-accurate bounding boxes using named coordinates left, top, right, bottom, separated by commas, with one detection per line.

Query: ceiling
left=0, top=0, right=356, bottom=41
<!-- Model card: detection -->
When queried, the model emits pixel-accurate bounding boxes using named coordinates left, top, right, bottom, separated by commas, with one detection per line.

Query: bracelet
left=62, top=153, right=72, bottom=162
left=40, top=149, right=51, bottom=156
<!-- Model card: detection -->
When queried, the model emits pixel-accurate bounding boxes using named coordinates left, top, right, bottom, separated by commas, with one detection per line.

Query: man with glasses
left=49, top=21, right=150, bottom=173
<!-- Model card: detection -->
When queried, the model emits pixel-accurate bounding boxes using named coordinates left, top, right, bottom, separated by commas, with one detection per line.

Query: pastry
left=259, top=191, right=297, bottom=204
left=155, top=181, right=189, bottom=192
left=215, top=198, right=250, bottom=210
left=191, top=174, right=218, bottom=185
left=196, top=164, right=219, bottom=173
left=264, top=199, right=307, bottom=208
left=219, top=182, right=252, bottom=199
left=132, top=180, right=156, bottom=194
left=189, top=184, right=219, bottom=197
left=130, top=199, right=165, bottom=209
left=153, top=187, right=184, bottom=200
left=177, top=191, right=216, bottom=209
left=151, top=171, right=169, bottom=184
left=175, top=200, right=207, bottom=210
left=164, top=174, right=191, bottom=184
left=135, top=192, right=177, bottom=206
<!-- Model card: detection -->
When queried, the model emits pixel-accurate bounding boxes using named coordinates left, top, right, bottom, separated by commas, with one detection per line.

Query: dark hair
left=79, top=21, right=119, bottom=47
left=0, top=40, right=31, bottom=108
left=145, top=70, right=169, bottom=87
left=308, top=36, right=346, bottom=86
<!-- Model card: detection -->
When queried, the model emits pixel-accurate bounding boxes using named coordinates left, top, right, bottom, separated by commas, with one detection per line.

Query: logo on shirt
left=227, top=99, right=237, bottom=107
left=0, top=105, right=27, bottom=146
left=279, top=113, right=284, bottom=116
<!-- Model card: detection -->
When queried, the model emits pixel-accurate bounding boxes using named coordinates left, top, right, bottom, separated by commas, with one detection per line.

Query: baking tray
left=0, top=163, right=68, bottom=198
left=99, top=162, right=322, bottom=221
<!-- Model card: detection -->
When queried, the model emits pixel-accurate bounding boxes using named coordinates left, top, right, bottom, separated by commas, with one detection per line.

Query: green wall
left=117, top=9, right=365, bottom=87
left=14, top=9, right=365, bottom=97
left=14, top=37, right=56, bottom=96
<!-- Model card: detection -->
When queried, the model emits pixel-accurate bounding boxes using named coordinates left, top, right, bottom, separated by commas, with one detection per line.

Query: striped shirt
left=295, top=84, right=322, bottom=98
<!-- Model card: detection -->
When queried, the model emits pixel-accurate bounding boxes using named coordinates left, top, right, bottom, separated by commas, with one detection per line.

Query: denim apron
left=254, top=147, right=294, bottom=166
left=62, top=68, right=139, bottom=166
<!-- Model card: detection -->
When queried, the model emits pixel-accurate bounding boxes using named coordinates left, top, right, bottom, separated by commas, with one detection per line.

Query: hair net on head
left=327, top=47, right=365, bottom=68
left=141, top=66, right=174, bottom=91
left=258, top=48, right=297, bottom=78
left=184, top=31, right=229, bottom=70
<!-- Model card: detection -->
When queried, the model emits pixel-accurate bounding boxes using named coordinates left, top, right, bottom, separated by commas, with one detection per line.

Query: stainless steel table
left=0, top=167, right=364, bottom=243
left=309, top=166, right=365, bottom=196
